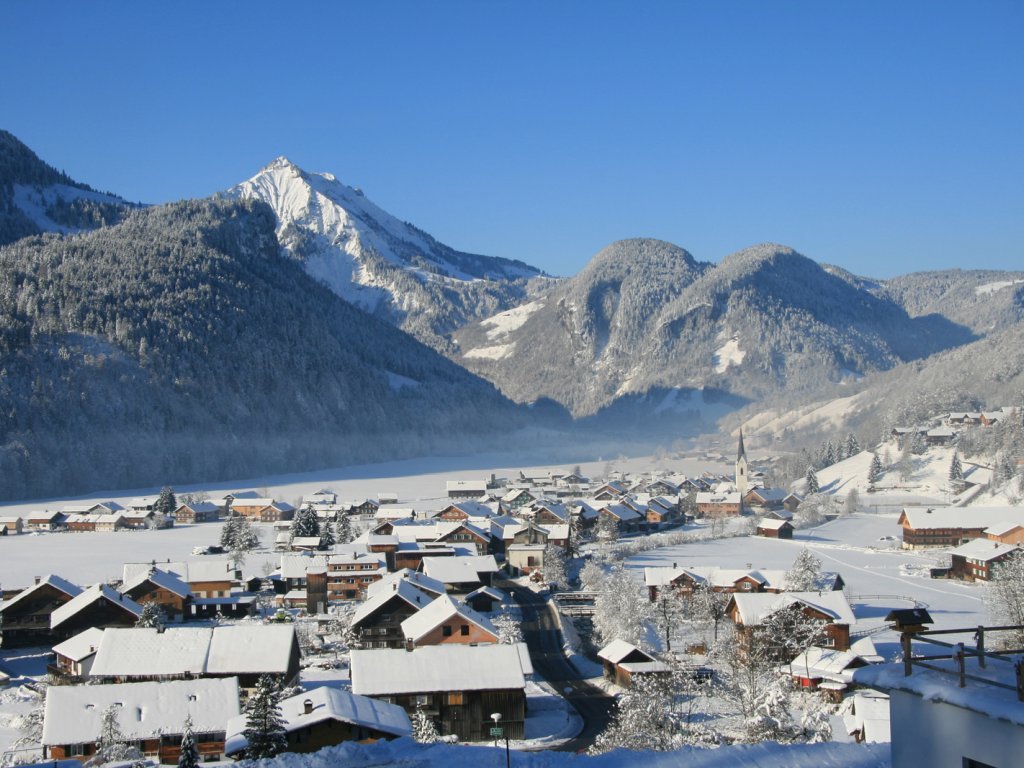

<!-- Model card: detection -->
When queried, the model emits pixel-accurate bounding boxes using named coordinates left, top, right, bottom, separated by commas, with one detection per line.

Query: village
left=0, top=406, right=1022, bottom=768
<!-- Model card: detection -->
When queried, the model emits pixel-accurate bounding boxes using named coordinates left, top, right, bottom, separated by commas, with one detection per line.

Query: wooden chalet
left=325, top=552, right=386, bottom=601
left=696, top=491, right=742, bottom=517
left=727, top=591, right=856, bottom=658
left=118, top=567, right=193, bottom=620
left=0, top=575, right=83, bottom=648
left=399, top=594, right=499, bottom=648
left=24, top=511, right=66, bottom=531
left=42, top=677, right=239, bottom=764
left=898, top=506, right=1024, bottom=550
left=350, top=643, right=531, bottom=742
left=0, top=516, right=23, bottom=535
left=49, top=584, right=143, bottom=641
left=597, top=639, right=670, bottom=688
left=350, top=580, right=435, bottom=649
left=225, top=687, right=410, bottom=757
left=230, top=498, right=295, bottom=522
left=757, top=518, right=794, bottom=539
left=948, top=539, right=1020, bottom=582
left=432, top=522, right=493, bottom=556
left=172, top=501, right=223, bottom=524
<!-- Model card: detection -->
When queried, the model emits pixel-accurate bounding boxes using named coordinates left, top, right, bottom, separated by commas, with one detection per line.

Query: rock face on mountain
left=225, top=158, right=547, bottom=350
left=0, top=129, right=132, bottom=247
left=0, top=197, right=530, bottom=501
left=454, top=239, right=970, bottom=417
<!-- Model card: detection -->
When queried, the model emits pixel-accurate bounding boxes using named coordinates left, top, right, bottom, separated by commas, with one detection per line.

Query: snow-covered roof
left=746, top=488, right=789, bottom=502
left=90, top=628, right=213, bottom=677
left=465, top=585, right=507, bottom=604
left=50, top=584, right=142, bottom=629
left=279, top=554, right=328, bottom=580
left=207, top=625, right=297, bottom=675
left=730, top=591, right=856, bottom=627
left=225, top=686, right=410, bottom=755
left=52, top=627, right=105, bottom=662
left=174, top=501, right=221, bottom=514
left=900, top=505, right=1024, bottom=532
left=421, top=555, right=499, bottom=584
left=446, top=480, right=489, bottom=493
left=366, top=569, right=445, bottom=599
left=120, top=567, right=192, bottom=599
left=0, top=574, right=82, bottom=614
left=42, top=677, right=240, bottom=746
left=696, top=492, right=741, bottom=504
left=122, top=559, right=236, bottom=585
left=599, top=503, right=643, bottom=521
left=757, top=518, right=792, bottom=530
left=839, top=690, right=891, bottom=743
left=784, top=646, right=870, bottom=682
left=948, top=539, right=1020, bottom=561
left=399, top=594, right=498, bottom=643
left=351, top=643, right=531, bottom=696
left=597, top=639, right=653, bottom=665
left=352, top=579, right=434, bottom=627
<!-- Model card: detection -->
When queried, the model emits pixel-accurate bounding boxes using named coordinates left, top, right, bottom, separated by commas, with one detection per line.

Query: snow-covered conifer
left=948, top=451, right=964, bottom=490
left=411, top=707, right=440, bottom=744
left=155, top=486, right=177, bottom=517
left=243, top=675, right=287, bottom=759
left=177, top=715, right=199, bottom=768
left=134, top=601, right=165, bottom=630
left=804, top=466, right=819, bottom=494
left=785, top=548, right=823, bottom=592
left=867, top=452, right=883, bottom=485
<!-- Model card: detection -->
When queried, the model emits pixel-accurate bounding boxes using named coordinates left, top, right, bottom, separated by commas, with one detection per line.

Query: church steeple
left=735, top=428, right=749, bottom=500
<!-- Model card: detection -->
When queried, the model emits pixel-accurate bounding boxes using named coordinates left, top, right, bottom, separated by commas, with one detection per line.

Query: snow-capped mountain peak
left=224, top=158, right=543, bottom=347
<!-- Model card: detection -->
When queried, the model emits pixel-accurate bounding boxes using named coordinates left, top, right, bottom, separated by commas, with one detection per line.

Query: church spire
left=737, top=428, right=747, bottom=462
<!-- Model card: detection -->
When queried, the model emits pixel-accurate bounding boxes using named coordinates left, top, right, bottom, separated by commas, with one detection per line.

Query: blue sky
left=2, top=2, right=1021, bottom=278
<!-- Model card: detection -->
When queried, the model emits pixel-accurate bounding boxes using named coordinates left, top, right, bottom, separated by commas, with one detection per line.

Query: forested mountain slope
left=225, top=158, right=548, bottom=351
left=0, top=130, right=133, bottom=247
left=455, top=240, right=969, bottom=417
left=0, top=198, right=531, bottom=500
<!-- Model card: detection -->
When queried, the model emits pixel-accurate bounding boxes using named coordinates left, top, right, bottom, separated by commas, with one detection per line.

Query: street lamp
left=490, top=712, right=510, bottom=768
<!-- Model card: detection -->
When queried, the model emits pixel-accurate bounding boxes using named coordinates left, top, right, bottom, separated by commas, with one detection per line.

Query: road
left=502, top=582, right=615, bottom=752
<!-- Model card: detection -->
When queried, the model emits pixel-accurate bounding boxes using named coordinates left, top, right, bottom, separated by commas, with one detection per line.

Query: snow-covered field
left=627, top=513, right=989, bottom=657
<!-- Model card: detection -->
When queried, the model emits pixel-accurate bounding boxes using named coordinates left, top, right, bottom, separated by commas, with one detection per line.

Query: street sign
left=489, top=727, right=503, bottom=737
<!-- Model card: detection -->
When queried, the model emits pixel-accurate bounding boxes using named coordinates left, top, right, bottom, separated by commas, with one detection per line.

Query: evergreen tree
left=335, top=513, right=354, bottom=544
left=135, top=601, right=165, bottom=629
left=867, top=453, right=883, bottom=485
left=805, top=466, right=819, bottom=494
left=94, top=704, right=143, bottom=765
left=290, top=504, right=321, bottom=542
left=948, top=451, right=964, bottom=490
left=785, top=548, right=823, bottom=592
left=542, top=544, right=567, bottom=592
left=823, top=441, right=837, bottom=467
left=177, top=715, right=199, bottom=768
left=411, top=707, right=440, bottom=744
left=319, top=518, right=336, bottom=549
left=845, top=433, right=861, bottom=458
left=155, top=485, right=177, bottom=516
left=243, top=675, right=288, bottom=760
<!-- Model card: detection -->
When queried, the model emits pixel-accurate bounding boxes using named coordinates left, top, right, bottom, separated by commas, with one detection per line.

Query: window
left=443, top=626, right=453, bottom=637
left=460, top=625, right=469, bottom=636
left=446, top=692, right=463, bottom=705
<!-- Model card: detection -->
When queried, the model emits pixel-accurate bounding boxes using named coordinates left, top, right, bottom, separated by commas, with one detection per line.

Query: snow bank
left=241, top=736, right=890, bottom=767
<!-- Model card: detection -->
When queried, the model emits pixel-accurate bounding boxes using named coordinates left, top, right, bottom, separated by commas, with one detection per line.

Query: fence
left=901, top=623, right=1024, bottom=701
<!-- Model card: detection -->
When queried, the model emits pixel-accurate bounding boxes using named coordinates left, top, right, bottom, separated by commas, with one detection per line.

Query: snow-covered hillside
left=225, top=158, right=546, bottom=348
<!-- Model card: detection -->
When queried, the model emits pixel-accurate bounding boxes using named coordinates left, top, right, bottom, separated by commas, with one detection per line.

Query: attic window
left=188, top=694, right=197, bottom=701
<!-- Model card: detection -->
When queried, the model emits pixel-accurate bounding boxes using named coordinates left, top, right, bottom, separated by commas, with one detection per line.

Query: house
left=782, top=492, right=803, bottom=512
left=948, top=539, right=1020, bottom=582
left=0, top=575, right=82, bottom=647
left=118, top=567, right=193, bottom=620
left=434, top=501, right=495, bottom=522
left=366, top=569, right=446, bottom=601
left=64, top=513, right=124, bottom=532
left=597, top=639, right=670, bottom=688
left=743, top=487, right=789, bottom=511
left=853, top=624, right=1024, bottom=768
left=350, top=643, right=532, bottom=741
left=593, top=481, right=630, bottom=500
left=42, top=677, right=240, bottom=764
left=0, top=516, right=24, bottom=535
left=50, top=627, right=105, bottom=680
left=350, top=580, right=435, bottom=649
left=302, top=489, right=338, bottom=506
left=432, top=522, right=493, bottom=556
left=596, top=503, right=644, bottom=532
left=421, top=555, right=500, bottom=593
left=399, top=594, right=498, bottom=648
left=727, top=591, right=856, bottom=656
left=49, top=584, right=142, bottom=641
left=899, top=506, right=1024, bottom=549
left=506, top=544, right=547, bottom=576
left=984, top=521, right=1024, bottom=546
left=24, top=511, right=66, bottom=532
left=464, top=586, right=507, bottom=614
left=230, top=498, right=295, bottom=523
left=645, top=496, right=680, bottom=527
left=925, top=427, right=956, bottom=446
left=225, top=686, right=410, bottom=757
left=782, top=643, right=875, bottom=692
left=531, top=502, right=570, bottom=526
left=172, top=501, right=223, bottom=524
left=500, top=488, right=535, bottom=512
left=325, top=552, right=387, bottom=601
left=123, top=560, right=239, bottom=599
left=644, top=564, right=844, bottom=601
left=87, top=625, right=301, bottom=689
left=757, top=518, right=794, bottom=539
left=696, top=491, right=742, bottom=517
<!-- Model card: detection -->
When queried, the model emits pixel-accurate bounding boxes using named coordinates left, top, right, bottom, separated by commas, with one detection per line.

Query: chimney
left=34, top=576, right=41, bottom=585
left=405, top=637, right=414, bottom=652
left=303, top=699, right=313, bottom=714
